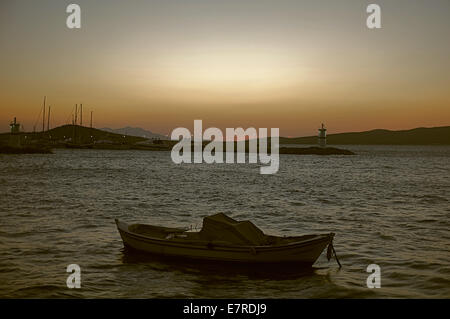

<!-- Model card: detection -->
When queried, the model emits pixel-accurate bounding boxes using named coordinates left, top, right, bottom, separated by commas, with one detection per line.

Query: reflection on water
left=120, top=247, right=318, bottom=281
left=0, top=145, right=449, bottom=298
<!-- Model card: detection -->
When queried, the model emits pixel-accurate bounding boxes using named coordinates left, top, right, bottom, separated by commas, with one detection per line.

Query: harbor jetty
left=0, top=118, right=52, bottom=154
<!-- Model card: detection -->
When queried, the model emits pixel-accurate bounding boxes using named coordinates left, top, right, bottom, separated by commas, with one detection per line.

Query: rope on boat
left=331, top=244, right=342, bottom=268
left=327, top=238, right=342, bottom=268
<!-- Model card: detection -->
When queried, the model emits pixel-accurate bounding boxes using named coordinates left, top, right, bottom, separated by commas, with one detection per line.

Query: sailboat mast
left=42, top=96, right=46, bottom=132
left=47, top=105, right=51, bottom=131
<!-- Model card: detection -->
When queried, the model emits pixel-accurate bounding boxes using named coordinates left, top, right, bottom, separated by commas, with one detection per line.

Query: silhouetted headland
left=0, top=125, right=169, bottom=152
left=280, top=126, right=450, bottom=145
left=4, top=124, right=449, bottom=155
left=1, top=124, right=355, bottom=154
left=100, top=126, right=167, bottom=140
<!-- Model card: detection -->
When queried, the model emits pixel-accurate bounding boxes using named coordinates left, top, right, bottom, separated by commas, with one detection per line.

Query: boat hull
left=116, top=219, right=333, bottom=265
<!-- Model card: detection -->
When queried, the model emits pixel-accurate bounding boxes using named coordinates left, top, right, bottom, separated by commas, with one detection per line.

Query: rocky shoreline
left=279, top=146, right=355, bottom=155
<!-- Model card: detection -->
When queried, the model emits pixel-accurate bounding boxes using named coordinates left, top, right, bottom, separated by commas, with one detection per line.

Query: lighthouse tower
left=318, top=123, right=327, bottom=148
left=10, top=117, right=21, bottom=134
left=9, top=117, right=22, bottom=147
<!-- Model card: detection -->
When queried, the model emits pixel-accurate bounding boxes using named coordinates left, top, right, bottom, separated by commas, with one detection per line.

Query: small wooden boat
left=115, top=213, right=340, bottom=266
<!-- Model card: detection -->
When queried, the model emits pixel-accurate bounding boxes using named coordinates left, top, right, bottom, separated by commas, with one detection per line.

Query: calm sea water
left=0, top=146, right=449, bottom=298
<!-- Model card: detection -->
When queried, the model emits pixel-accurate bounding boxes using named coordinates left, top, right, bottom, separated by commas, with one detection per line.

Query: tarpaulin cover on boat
left=199, top=213, right=267, bottom=245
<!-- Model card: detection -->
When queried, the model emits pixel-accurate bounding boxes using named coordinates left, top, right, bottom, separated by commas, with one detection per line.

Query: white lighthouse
left=318, top=123, right=326, bottom=148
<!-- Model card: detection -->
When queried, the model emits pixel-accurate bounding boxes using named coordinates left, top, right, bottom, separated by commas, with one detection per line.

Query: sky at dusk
left=1, top=0, right=449, bottom=136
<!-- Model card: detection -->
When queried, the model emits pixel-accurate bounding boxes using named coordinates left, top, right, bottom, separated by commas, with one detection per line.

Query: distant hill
left=100, top=127, right=167, bottom=140
left=0, top=124, right=145, bottom=144
left=280, top=126, right=450, bottom=145
left=47, top=125, right=147, bottom=144
left=0, top=125, right=173, bottom=151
